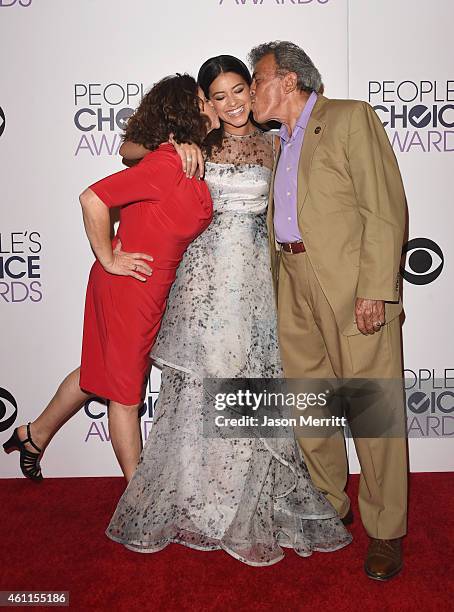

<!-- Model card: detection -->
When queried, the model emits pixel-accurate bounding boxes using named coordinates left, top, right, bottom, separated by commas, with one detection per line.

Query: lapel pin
left=315, top=126, right=321, bottom=134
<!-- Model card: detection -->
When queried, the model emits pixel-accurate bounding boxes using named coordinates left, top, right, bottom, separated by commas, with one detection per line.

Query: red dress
left=79, top=144, right=212, bottom=405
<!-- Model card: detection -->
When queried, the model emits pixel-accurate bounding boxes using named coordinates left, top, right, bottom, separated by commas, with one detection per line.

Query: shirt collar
left=279, top=91, right=318, bottom=143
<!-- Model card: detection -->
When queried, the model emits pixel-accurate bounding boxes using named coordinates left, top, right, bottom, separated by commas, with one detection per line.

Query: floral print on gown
left=106, top=130, right=352, bottom=565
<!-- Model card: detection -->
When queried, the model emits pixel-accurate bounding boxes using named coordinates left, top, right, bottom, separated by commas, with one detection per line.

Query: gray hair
left=248, top=41, right=322, bottom=93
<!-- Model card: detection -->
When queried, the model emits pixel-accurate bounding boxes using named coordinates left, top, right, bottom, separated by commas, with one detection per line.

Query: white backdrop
left=0, top=0, right=452, bottom=477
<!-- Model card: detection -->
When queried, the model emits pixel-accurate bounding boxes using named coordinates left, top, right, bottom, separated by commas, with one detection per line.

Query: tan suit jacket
left=267, top=95, right=407, bottom=336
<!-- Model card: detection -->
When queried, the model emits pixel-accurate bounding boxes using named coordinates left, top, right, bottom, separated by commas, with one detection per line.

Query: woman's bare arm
left=79, top=188, right=152, bottom=281
left=119, top=141, right=150, bottom=162
left=120, top=138, right=205, bottom=177
left=79, top=188, right=114, bottom=267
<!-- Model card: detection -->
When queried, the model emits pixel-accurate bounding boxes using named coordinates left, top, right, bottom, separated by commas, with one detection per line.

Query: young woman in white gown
left=107, top=56, right=351, bottom=565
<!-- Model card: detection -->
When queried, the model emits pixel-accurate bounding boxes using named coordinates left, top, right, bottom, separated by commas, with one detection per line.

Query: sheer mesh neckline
left=223, top=128, right=262, bottom=139
left=207, top=129, right=274, bottom=170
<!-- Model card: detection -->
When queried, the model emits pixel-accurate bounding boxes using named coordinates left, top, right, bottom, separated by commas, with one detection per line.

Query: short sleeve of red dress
left=89, top=148, right=177, bottom=208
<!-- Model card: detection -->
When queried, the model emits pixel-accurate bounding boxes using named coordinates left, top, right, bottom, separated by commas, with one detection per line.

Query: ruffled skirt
left=106, top=368, right=352, bottom=565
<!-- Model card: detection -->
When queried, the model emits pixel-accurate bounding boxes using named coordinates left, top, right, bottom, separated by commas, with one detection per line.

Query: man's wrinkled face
left=250, top=54, right=284, bottom=123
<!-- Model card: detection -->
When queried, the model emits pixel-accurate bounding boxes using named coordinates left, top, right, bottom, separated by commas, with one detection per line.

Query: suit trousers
left=277, top=250, right=408, bottom=539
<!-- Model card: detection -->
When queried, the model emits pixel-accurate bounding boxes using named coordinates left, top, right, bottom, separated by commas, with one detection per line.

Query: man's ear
left=282, top=72, right=298, bottom=94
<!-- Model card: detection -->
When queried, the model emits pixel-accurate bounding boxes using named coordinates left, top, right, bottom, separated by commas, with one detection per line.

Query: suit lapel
left=297, top=98, right=327, bottom=216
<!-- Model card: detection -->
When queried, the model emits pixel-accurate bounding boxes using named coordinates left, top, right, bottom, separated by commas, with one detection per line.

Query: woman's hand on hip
left=169, top=133, right=205, bottom=179
left=102, top=240, right=153, bottom=282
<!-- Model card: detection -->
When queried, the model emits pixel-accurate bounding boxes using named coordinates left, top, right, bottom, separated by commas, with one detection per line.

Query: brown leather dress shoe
left=341, top=508, right=353, bottom=526
left=365, top=538, right=403, bottom=581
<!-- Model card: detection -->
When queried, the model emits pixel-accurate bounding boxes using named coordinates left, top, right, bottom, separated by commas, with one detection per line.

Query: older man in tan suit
left=249, top=41, right=408, bottom=581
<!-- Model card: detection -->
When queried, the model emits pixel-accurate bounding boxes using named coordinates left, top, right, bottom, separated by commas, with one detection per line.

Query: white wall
left=0, top=0, right=452, bottom=477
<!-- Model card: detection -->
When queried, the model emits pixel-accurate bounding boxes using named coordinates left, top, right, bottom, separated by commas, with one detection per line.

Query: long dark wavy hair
left=123, top=74, right=208, bottom=151
left=197, top=55, right=253, bottom=153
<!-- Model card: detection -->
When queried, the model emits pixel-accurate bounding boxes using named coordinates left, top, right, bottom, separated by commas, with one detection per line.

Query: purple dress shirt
left=273, top=91, right=318, bottom=244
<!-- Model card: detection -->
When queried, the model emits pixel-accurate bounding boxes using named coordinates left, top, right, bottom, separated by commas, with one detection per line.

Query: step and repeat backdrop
left=1, top=0, right=453, bottom=477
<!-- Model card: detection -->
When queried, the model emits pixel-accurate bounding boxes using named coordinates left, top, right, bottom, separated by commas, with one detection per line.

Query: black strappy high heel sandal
left=3, top=423, right=43, bottom=482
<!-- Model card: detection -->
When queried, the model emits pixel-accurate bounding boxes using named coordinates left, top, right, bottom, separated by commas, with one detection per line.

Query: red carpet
left=1, top=473, right=452, bottom=611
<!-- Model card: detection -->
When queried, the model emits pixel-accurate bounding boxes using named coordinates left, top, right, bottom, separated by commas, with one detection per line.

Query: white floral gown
left=106, top=130, right=352, bottom=565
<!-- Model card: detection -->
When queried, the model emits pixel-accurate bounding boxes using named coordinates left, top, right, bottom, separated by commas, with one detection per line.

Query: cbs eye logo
left=401, top=238, right=444, bottom=285
left=0, top=1, right=32, bottom=6
left=0, top=388, right=18, bottom=433
left=0, top=107, right=5, bottom=138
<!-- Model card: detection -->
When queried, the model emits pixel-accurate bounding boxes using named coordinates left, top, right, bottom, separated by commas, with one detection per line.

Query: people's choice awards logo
left=83, top=370, right=160, bottom=443
left=401, top=238, right=444, bottom=285
left=0, top=107, right=5, bottom=138
left=369, top=80, right=454, bottom=153
left=405, top=369, right=454, bottom=438
left=73, top=83, right=144, bottom=156
left=0, top=388, right=18, bottom=433
left=0, top=231, right=43, bottom=303
left=0, top=0, right=32, bottom=6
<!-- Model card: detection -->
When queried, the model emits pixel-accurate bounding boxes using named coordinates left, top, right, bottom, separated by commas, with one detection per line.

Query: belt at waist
left=280, top=241, right=306, bottom=254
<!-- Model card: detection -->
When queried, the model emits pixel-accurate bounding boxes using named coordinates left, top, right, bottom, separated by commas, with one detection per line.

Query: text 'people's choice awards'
left=370, top=80, right=454, bottom=153
left=0, top=232, right=43, bottom=303
left=73, top=83, right=144, bottom=157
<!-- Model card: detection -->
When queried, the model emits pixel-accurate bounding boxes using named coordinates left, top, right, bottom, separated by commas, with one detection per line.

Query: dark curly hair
left=123, top=74, right=208, bottom=150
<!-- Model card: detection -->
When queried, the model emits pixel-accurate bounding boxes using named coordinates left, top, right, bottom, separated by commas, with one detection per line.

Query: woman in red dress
left=4, top=74, right=219, bottom=482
